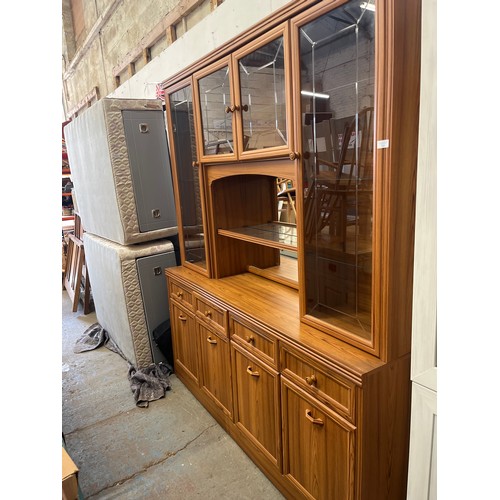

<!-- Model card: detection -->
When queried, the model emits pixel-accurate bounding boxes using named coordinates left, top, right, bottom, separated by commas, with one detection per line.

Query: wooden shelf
left=218, top=222, right=297, bottom=251
left=247, top=254, right=298, bottom=289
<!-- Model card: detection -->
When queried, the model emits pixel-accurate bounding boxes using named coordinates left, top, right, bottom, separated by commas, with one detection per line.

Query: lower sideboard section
left=166, top=271, right=411, bottom=500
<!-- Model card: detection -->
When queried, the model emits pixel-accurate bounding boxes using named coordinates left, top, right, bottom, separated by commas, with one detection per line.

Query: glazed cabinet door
left=165, top=81, right=209, bottom=274
left=232, top=22, right=293, bottom=161
left=281, top=378, right=356, bottom=500
left=231, top=342, right=281, bottom=468
left=193, top=24, right=292, bottom=163
left=293, top=0, right=376, bottom=352
left=194, top=56, right=239, bottom=163
left=171, top=302, right=199, bottom=385
left=197, top=322, right=233, bottom=418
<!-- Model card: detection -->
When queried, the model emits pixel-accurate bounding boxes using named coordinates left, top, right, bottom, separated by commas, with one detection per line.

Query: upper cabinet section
left=193, top=23, right=293, bottom=163
left=163, top=0, right=421, bottom=361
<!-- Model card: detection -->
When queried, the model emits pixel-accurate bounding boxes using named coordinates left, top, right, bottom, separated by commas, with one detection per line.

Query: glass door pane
left=238, top=35, right=287, bottom=152
left=198, top=65, right=236, bottom=157
left=168, top=84, right=208, bottom=271
left=299, top=0, right=375, bottom=342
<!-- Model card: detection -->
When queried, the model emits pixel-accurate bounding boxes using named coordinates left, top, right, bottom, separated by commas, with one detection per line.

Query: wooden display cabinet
left=163, top=0, right=421, bottom=498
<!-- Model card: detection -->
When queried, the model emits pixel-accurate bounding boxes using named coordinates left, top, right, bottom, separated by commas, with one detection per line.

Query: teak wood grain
left=197, top=322, right=233, bottom=418
left=166, top=266, right=383, bottom=382
left=170, top=301, right=199, bottom=385
left=281, top=377, right=356, bottom=500
left=231, top=342, right=281, bottom=469
left=162, top=0, right=421, bottom=497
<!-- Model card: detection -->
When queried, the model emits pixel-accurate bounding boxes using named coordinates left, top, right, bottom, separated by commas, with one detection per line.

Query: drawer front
left=230, top=316, right=278, bottom=368
left=195, top=294, right=227, bottom=335
left=169, top=281, right=194, bottom=310
left=281, top=345, right=355, bottom=420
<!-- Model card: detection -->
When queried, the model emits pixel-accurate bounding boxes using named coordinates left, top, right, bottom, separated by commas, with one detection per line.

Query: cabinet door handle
left=178, top=315, right=187, bottom=322
left=204, top=310, right=212, bottom=318
left=207, top=336, right=217, bottom=345
left=305, top=374, right=317, bottom=386
left=305, top=409, right=324, bottom=426
left=246, top=366, right=260, bottom=377
left=224, top=104, right=236, bottom=113
left=176, top=291, right=183, bottom=298
left=245, top=335, right=255, bottom=344
left=241, top=104, right=249, bottom=112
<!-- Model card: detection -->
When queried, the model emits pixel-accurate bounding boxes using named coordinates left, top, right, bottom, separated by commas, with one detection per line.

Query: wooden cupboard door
left=282, top=378, right=356, bottom=500
left=171, top=302, right=199, bottom=385
left=231, top=342, right=281, bottom=468
left=198, top=323, right=233, bottom=417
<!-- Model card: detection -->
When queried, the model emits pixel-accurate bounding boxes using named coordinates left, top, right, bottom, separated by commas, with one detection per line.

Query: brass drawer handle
left=176, top=291, right=183, bottom=298
left=178, top=314, right=187, bottom=322
left=246, top=366, right=260, bottom=378
left=207, top=336, right=217, bottom=345
left=224, top=104, right=236, bottom=113
left=245, top=335, right=255, bottom=344
left=305, top=374, right=317, bottom=386
left=204, top=310, right=212, bottom=318
left=305, top=409, right=324, bottom=426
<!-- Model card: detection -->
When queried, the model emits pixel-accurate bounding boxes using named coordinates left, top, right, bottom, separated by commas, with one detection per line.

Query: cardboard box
left=62, top=447, right=79, bottom=500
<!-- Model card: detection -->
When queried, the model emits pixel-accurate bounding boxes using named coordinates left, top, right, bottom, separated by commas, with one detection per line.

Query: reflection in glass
left=169, top=85, right=207, bottom=269
left=198, top=66, right=234, bottom=155
left=300, top=0, right=375, bottom=340
left=239, top=36, right=287, bottom=151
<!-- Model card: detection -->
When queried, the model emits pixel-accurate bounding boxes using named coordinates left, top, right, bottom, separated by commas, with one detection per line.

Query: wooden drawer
left=195, top=294, right=227, bottom=335
left=281, top=344, right=356, bottom=421
left=169, top=281, right=194, bottom=310
left=230, top=315, right=278, bottom=368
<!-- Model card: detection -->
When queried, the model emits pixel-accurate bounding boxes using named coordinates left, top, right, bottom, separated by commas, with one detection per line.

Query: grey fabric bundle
left=74, top=322, right=172, bottom=408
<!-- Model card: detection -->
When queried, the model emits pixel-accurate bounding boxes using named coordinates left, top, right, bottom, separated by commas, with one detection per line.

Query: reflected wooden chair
left=277, top=178, right=296, bottom=223
left=304, top=107, right=374, bottom=249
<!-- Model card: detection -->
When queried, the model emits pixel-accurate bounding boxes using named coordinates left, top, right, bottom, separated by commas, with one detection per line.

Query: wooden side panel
left=374, top=0, right=422, bottom=362
left=359, top=354, right=411, bottom=500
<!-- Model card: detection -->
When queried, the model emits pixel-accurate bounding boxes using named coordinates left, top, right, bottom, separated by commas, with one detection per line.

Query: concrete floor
left=62, top=291, right=285, bottom=499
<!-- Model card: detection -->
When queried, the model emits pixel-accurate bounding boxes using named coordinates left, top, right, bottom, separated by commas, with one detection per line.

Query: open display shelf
left=218, top=221, right=297, bottom=251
